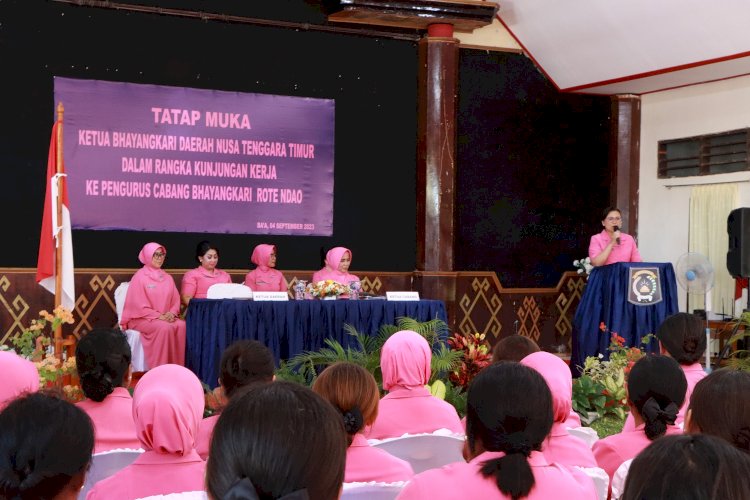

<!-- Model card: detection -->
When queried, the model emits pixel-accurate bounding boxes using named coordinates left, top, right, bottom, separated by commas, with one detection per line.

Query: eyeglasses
left=606, top=216, right=622, bottom=222
left=153, top=252, right=166, bottom=258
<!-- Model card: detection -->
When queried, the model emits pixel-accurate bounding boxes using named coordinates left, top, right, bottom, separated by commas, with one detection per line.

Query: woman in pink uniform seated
left=593, top=355, right=686, bottom=482
left=588, top=207, right=642, bottom=267
left=75, top=327, right=140, bottom=453
left=398, top=363, right=595, bottom=500
left=121, top=242, right=185, bottom=368
left=87, top=364, right=206, bottom=499
left=313, top=362, right=414, bottom=483
left=520, top=352, right=597, bottom=468
left=312, top=246, right=360, bottom=286
left=244, top=243, right=287, bottom=292
left=367, top=330, right=462, bottom=439
left=0, top=350, right=39, bottom=410
left=181, top=240, right=232, bottom=306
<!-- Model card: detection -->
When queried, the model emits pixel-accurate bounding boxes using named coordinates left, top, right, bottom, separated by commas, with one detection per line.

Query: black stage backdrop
left=0, top=1, right=609, bottom=286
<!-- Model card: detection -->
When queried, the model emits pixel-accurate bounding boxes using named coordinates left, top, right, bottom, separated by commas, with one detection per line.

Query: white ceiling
left=495, top=0, right=750, bottom=95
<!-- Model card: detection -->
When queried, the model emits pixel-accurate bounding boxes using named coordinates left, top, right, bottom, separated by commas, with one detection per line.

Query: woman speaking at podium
left=589, top=207, right=642, bottom=266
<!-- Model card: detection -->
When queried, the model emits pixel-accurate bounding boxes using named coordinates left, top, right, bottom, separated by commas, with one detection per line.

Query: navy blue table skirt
left=185, top=298, right=447, bottom=387
left=571, top=262, right=678, bottom=375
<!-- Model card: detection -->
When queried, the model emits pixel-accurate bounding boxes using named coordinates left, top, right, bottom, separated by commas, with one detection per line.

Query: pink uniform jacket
left=588, top=230, right=642, bottom=265
left=244, top=244, right=287, bottom=292
left=345, top=433, right=414, bottom=483
left=0, top=350, right=39, bottom=410
left=76, top=387, right=141, bottom=454
left=181, top=266, right=232, bottom=299
left=195, top=414, right=219, bottom=460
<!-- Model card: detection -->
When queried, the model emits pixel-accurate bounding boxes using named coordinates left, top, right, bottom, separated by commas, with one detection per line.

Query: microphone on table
left=613, top=226, right=621, bottom=245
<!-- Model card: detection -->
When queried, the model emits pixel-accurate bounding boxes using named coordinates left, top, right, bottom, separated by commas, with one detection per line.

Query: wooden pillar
left=609, top=94, right=641, bottom=239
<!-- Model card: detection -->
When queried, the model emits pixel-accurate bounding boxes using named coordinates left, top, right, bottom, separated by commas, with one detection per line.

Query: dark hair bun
left=341, top=406, right=364, bottom=434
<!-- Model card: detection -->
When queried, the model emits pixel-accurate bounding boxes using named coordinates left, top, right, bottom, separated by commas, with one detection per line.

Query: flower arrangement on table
left=305, top=279, right=349, bottom=299
left=573, top=257, right=593, bottom=277
left=447, top=332, right=492, bottom=389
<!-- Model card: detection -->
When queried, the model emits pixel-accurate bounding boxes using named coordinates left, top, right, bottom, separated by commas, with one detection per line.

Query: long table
left=185, top=298, right=447, bottom=387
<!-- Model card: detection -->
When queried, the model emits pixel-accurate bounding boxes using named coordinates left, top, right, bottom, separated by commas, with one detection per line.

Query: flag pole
left=54, top=102, right=64, bottom=359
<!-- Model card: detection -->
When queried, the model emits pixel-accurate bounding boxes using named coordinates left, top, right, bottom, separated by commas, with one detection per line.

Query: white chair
left=78, top=448, right=144, bottom=499
left=610, top=459, right=633, bottom=500
left=575, top=466, right=610, bottom=500
left=370, top=432, right=465, bottom=474
left=341, top=481, right=406, bottom=500
left=567, top=425, right=600, bottom=448
left=114, top=282, right=148, bottom=372
left=206, top=283, right=253, bottom=299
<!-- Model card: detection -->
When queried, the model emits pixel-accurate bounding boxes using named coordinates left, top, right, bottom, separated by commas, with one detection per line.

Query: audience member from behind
left=195, top=339, right=276, bottom=459
left=686, top=367, right=750, bottom=453
left=206, top=381, right=347, bottom=500
left=181, top=240, right=232, bottom=306
left=367, top=330, right=463, bottom=439
left=0, top=350, right=39, bottom=410
left=520, top=352, right=597, bottom=468
left=592, top=355, right=686, bottom=481
left=244, top=243, right=287, bottom=292
left=0, top=392, right=94, bottom=500
left=313, top=362, right=414, bottom=483
left=76, top=327, right=141, bottom=453
left=622, top=434, right=750, bottom=500
left=311, top=246, right=360, bottom=286
left=492, top=335, right=540, bottom=363
left=398, top=363, right=595, bottom=499
left=87, top=364, right=206, bottom=499
left=120, top=242, right=186, bottom=368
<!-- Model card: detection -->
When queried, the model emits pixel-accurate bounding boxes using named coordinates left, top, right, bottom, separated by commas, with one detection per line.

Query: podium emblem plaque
left=628, top=267, right=662, bottom=305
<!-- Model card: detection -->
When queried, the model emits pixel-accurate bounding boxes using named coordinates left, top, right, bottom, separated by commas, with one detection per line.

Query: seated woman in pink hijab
left=180, top=240, right=232, bottom=306
left=121, top=242, right=185, bottom=368
left=87, top=364, right=206, bottom=499
left=520, top=352, right=597, bottom=468
left=244, top=243, right=287, bottom=292
left=313, top=362, right=414, bottom=483
left=0, top=350, right=39, bottom=410
left=366, top=330, right=463, bottom=439
left=312, top=246, right=360, bottom=286
left=75, top=327, right=141, bottom=454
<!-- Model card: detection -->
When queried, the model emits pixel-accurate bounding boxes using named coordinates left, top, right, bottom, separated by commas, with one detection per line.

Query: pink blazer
left=181, top=267, right=232, bottom=299
left=345, top=434, right=414, bottom=483
left=397, top=451, right=596, bottom=499
left=195, top=414, right=219, bottom=460
left=244, top=268, right=286, bottom=292
left=76, top=387, right=141, bottom=454
left=588, top=230, right=642, bottom=265
left=366, top=387, right=463, bottom=439
left=542, top=422, right=598, bottom=468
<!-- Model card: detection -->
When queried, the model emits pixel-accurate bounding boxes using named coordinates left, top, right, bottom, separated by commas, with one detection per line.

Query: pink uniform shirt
left=181, top=266, right=231, bottom=299
left=345, top=433, right=414, bottom=483
left=87, top=365, right=206, bottom=500
left=121, top=243, right=186, bottom=368
left=312, top=246, right=360, bottom=286
left=397, top=450, right=595, bottom=500
left=76, top=387, right=141, bottom=454
left=588, top=230, right=642, bottom=265
left=244, top=244, right=286, bottom=292
left=520, top=352, right=597, bottom=468
left=195, top=414, right=219, bottom=460
left=367, top=331, right=463, bottom=439
left=0, top=351, right=39, bottom=410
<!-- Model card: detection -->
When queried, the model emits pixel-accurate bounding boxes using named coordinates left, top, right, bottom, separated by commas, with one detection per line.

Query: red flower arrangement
left=447, top=332, right=492, bottom=389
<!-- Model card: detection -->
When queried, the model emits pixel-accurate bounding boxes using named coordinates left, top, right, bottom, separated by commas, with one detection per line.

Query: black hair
left=601, top=206, right=622, bottom=221
left=688, top=367, right=750, bottom=453
left=76, top=327, right=132, bottom=402
left=627, top=355, right=687, bottom=440
left=206, top=381, right=347, bottom=500
left=656, top=312, right=707, bottom=364
left=0, top=391, right=94, bottom=500
left=623, top=434, right=750, bottom=500
left=219, top=340, right=275, bottom=399
left=491, top=335, right=541, bottom=363
left=466, top=362, right=553, bottom=500
left=196, top=240, right=219, bottom=263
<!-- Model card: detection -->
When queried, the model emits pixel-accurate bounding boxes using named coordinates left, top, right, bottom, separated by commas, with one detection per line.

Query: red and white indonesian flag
left=36, top=122, right=75, bottom=310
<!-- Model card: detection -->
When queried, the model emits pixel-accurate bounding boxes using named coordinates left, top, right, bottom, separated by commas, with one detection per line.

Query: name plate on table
left=386, top=291, right=420, bottom=301
left=628, top=267, right=663, bottom=305
left=253, top=291, right=290, bottom=301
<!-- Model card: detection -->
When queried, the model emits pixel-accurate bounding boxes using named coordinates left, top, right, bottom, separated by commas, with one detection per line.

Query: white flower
left=573, top=259, right=580, bottom=266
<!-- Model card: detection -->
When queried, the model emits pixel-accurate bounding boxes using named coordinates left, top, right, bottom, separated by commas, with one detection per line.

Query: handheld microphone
left=613, top=225, right=621, bottom=245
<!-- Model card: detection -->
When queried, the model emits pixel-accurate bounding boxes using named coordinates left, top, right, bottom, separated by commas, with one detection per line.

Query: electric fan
left=675, top=252, right=715, bottom=371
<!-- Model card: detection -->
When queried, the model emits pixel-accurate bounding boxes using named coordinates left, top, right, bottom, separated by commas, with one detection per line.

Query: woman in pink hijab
left=244, top=243, right=287, bottom=292
left=312, top=246, right=360, bottom=286
left=121, top=242, right=185, bottom=368
left=0, top=350, right=39, bottom=410
left=520, top=352, right=597, bottom=468
left=87, top=364, right=206, bottom=499
left=367, top=330, right=463, bottom=439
